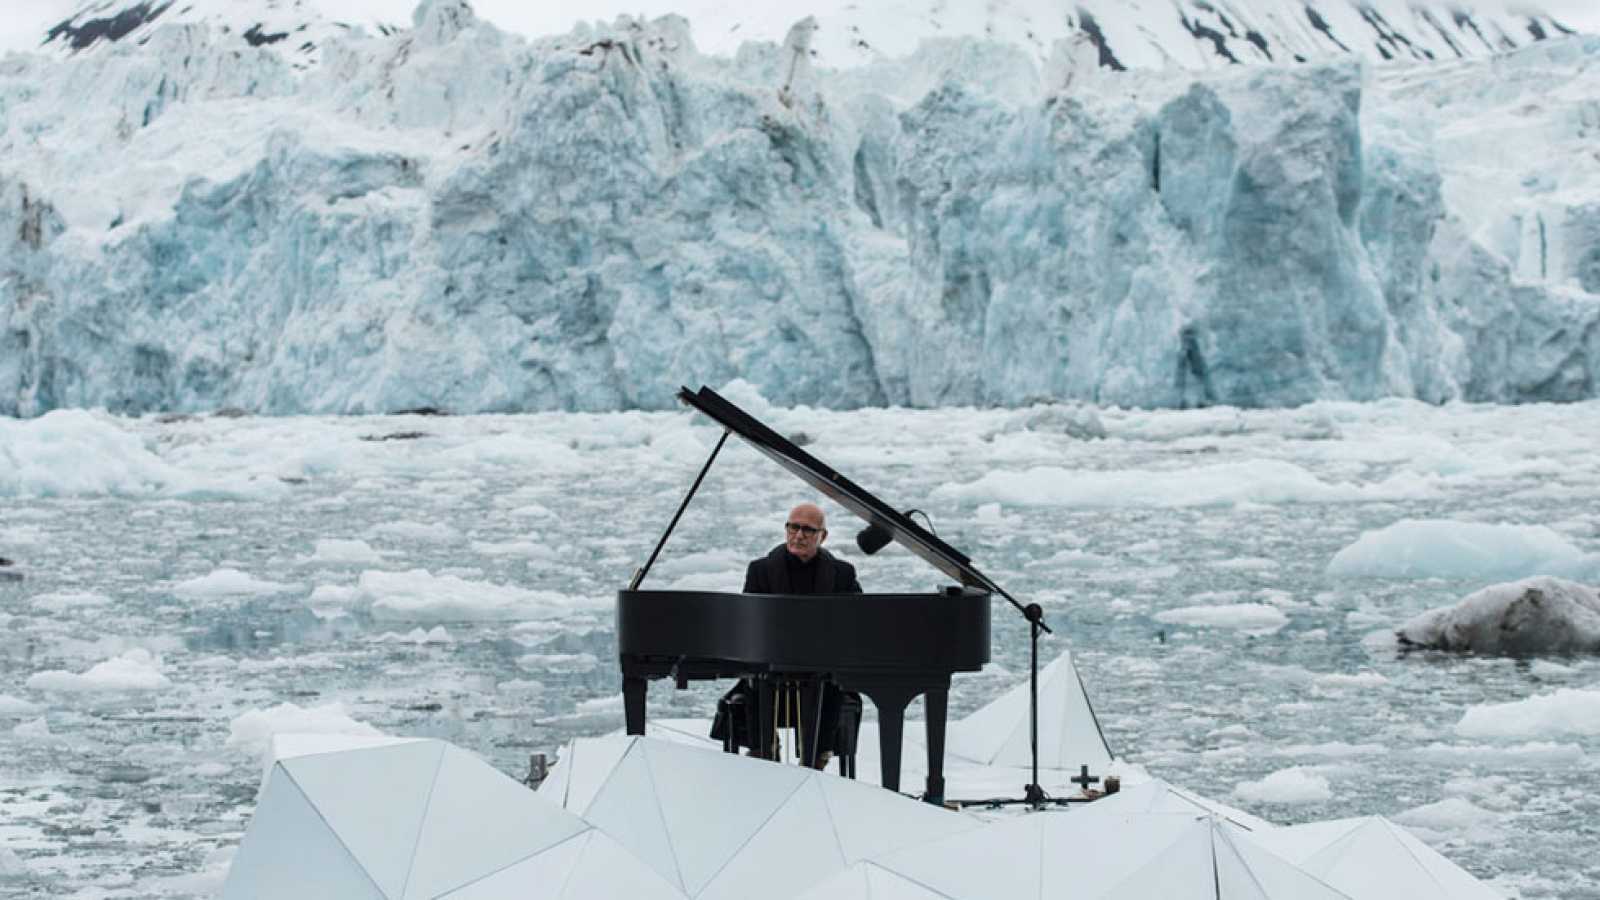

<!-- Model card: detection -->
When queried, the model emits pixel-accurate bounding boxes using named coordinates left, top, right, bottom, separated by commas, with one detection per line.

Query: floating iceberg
left=1398, top=576, right=1600, bottom=654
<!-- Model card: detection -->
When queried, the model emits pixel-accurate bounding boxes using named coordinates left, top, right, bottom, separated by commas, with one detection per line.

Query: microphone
left=855, top=522, right=893, bottom=555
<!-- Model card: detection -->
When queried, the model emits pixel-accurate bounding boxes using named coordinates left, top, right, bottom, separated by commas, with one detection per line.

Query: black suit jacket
left=743, top=544, right=862, bottom=594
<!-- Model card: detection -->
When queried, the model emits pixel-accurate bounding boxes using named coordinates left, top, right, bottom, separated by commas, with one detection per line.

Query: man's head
left=784, top=502, right=827, bottom=562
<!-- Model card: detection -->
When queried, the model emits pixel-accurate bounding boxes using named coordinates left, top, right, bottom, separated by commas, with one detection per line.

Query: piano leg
left=623, top=675, right=647, bottom=736
left=756, top=677, right=778, bottom=761
left=923, top=684, right=948, bottom=806
left=863, top=687, right=915, bottom=794
left=798, top=679, right=825, bottom=769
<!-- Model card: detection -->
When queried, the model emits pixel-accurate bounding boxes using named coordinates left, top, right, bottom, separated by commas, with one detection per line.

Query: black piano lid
left=678, top=385, right=1001, bottom=594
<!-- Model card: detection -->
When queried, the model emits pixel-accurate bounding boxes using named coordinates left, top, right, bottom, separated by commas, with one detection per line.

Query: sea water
left=2, top=397, right=1598, bottom=898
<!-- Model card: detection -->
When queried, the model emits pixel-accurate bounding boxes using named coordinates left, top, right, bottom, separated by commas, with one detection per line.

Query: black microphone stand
left=966, top=587, right=1076, bottom=811
left=861, top=520, right=1074, bottom=811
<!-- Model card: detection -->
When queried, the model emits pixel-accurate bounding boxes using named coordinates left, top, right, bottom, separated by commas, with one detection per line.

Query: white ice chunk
left=1398, top=577, right=1600, bottom=654
left=468, top=539, right=556, bottom=559
left=1328, top=519, right=1598, bottom=580
left=372, top=626, right=453, bottom=644
left=29, top=590, right=113, bottom=611
left=936, top=460, right=1433, bottom=508
left=13, top=717, right=53, bottom=739
left=1393, top=797, right=1504, bottom=840
left=0, top=694, right=41, bottom=716
left=516, top=652, right=598, bottom=673
left=25, top=648, right=171, bottom=692
left=172, top=568, right=299, bottom=600
left=301, top=539, right=386, bottom=565
left=359, top=569, right=594, bottom=622
left=1312, top=671, right=1389, bottom=690
left=226, top=701, right=384, bottom=761
left=0, top=410, right=283, bottom=500
left=369, top=520, right=459, bottom=543
left=1233, top=767, right=1333, bottom=804
left=1456, top=688, right=1600, bottom=739
left=1154, top=603, right=1289, bottom=633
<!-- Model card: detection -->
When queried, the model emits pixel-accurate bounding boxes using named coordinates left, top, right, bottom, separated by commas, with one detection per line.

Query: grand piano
left=618, top=386, right=1001, bottom=805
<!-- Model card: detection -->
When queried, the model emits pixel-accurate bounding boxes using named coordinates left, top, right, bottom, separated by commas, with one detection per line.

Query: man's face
left=785, top=503, right=827, bottom=562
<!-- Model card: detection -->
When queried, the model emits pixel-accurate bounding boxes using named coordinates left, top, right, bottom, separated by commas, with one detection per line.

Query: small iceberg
left=1398, top=576, right=1600, bottom=655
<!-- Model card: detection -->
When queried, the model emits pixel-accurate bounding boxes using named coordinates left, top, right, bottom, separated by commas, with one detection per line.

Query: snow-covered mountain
left=1, top=0, right=1598, bottom=414
left=13, top=0, right=1592, bottom=70
left=19, top=0, right=406, bottom=69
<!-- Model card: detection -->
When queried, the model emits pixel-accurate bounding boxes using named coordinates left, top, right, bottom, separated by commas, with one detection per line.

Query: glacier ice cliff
left=1, top=1, right=1598, bottom=414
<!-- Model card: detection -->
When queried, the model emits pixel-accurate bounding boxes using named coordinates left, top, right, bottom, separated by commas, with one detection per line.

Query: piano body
left=617, top=386, right=997, bottom=805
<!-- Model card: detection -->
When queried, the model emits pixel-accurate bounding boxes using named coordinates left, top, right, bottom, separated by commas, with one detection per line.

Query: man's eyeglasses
left=785, top=523, right=822, bottom=537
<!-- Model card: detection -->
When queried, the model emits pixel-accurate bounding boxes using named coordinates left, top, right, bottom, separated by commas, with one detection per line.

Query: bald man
left=742, top=502, right=863, bottom=594
left=715, top=501, right=862, bottom=768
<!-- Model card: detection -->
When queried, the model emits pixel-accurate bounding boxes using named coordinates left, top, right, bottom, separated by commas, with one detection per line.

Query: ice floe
left=24, top=648, right=171, bottom=692
left=1456, top=688, right=1600, bottom=739
left=1399, top=577, right=1600, bottom=654
left=226, top=701, right=384, bottom=760
left=358, top=569, right=595, bottom=622
left=936, top=460, right=1434, bottom=508
left=1155, top=603, right=1289, bottom=633
left=1328, top=519, right=1600, bottom=580
left=172, top=568, right=300, bottom=600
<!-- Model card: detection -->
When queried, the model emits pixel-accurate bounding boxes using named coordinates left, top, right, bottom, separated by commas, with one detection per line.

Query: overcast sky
left=3, top=0, right=1598, bottom=56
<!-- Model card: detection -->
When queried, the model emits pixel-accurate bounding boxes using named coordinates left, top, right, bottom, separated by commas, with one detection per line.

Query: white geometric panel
left=864, top=864, right=960, bottom=899
left=1363, top=819, right=1500, bottom=900
left=1245, top=817, right=1362, bottom=864
left=1156, top=782, right=1276, bottom=833
left=262, top=734, right=425, bottom=796
left=947, top=651, right=1113, bottom=771
left=435, top=831, right=590, bottom=900
left=282, top=740, right=445, bottom=899
left=816, top=772, right=980, bottom=863
left=1094, top=822, right=1219, bottom=900
left=547, top=734, right=636, bottom=815
left=535, top=746, right=574, bottom=809
left=1069, top=780, right=1274, bottom=834
left=873, top=812, right=1043, bottom=900
left=1285, top=817, right=1498, bottom=900
left=404, top=745, right=590, bottom=900
left=583, top=741, right=684, bottom=891
left=793, top=864, right=873, bottom=900
left=221, top=765, right=389, bottom=900
left=1035, top=811, right=1200, bottom=898
left=563, top=829, right=694, bottom=899
left=1220, top=828, right=1352, bottom=900
left=697, top=777, right=846, bottom=900
left=794, top=862, right=961, bottom=900
left=641, top=738, right=810, bottom=895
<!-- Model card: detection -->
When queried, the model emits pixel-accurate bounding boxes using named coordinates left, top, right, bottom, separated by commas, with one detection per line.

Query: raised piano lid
left=678, top=385, right=1000, bottom=594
